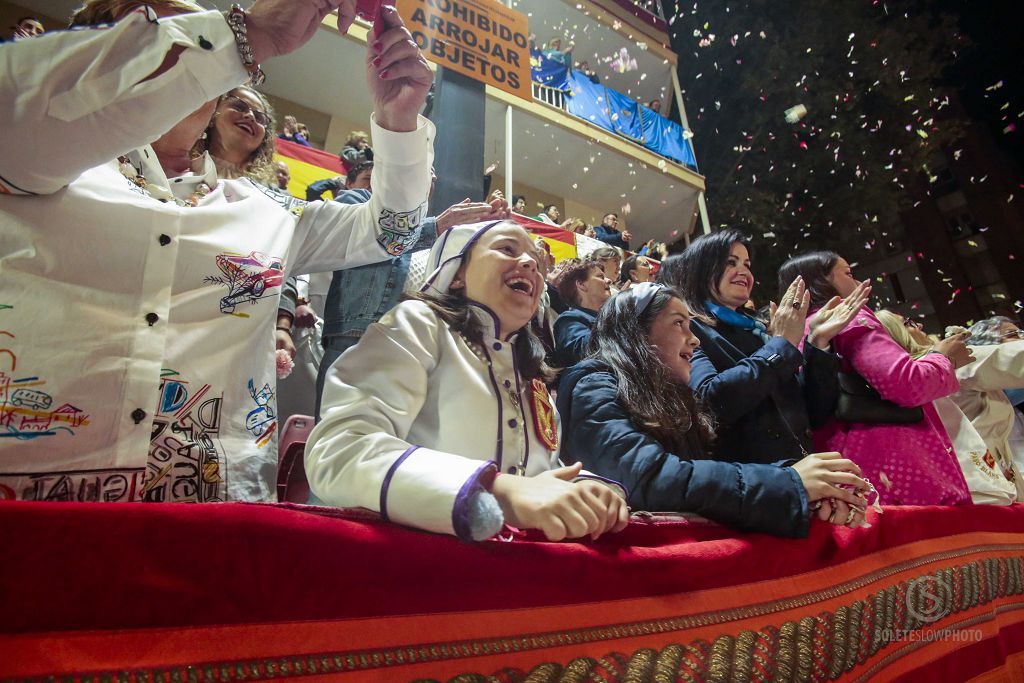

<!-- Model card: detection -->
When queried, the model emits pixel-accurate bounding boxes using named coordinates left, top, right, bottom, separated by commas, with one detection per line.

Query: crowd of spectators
left=3, top=0, right=1023, bottom=547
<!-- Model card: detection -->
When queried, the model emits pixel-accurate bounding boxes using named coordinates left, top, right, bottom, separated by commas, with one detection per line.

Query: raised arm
left=0, top=0, right=358, bottom=195
left=0, top=9, right=249, bottom=194
left=833, top=311, right=958, bottom=407
left=286, top=5, right=435, bottom=275
left=957, top=340, right=1024, bottom=391
left=689, top=334, right=804, bottom=426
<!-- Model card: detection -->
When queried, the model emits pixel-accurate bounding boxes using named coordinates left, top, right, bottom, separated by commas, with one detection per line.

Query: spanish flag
left=274, top=139, right=347, bottom=200
left=514, top=215, right=578, bottom=263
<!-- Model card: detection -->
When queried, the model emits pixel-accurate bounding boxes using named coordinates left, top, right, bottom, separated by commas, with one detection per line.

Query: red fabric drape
left=2, top=502, right=1024, bottom=681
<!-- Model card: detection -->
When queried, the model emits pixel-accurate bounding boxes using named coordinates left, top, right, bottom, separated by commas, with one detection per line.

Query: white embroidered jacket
left=953, top=341, right=1024, bottom=500
left=0, top=9, right=433, bottom=502
left=307, top=301, right=565, bottom=539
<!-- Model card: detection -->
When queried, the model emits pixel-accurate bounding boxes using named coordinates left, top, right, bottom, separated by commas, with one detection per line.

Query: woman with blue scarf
left=658, top=230, right=870, bottom=464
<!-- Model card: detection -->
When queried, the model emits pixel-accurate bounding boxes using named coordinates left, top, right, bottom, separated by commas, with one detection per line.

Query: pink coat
left=810, top=308, right=971, bottom=506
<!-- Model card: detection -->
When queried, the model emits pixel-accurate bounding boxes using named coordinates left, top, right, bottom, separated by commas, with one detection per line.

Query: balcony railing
left=532, top=82, right=566, bottom=111
left=606, top=0, right=668, bottom=31
left=625, top=0, right=666, bottom=21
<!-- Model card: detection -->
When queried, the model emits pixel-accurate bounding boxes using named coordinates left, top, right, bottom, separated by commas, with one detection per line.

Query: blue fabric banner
left=565, top=69, right=613, bottom=130
left=605, top=87, right=644, bottom=143
left=530, top=49, right=570, bottom=92
left=537, top=63, right=699, bottom=171
left=641, top=107, right=698, bottom=169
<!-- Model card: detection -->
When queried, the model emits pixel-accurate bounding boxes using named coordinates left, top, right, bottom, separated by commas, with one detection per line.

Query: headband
left=419, top=220, right=507, bottom=297
left=631, top=282, right=667, bottom=317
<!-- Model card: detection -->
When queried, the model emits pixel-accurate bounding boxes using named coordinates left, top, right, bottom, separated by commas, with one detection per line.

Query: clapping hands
left=768, top=276, right=810, bottom=348
left=807, top=280, right=872, bottom=350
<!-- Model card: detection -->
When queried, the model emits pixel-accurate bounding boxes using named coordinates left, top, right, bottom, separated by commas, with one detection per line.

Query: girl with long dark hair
left=659, top=230, right=870, bottom=464
left=777, top=251, right=973, bottom=506
left=557, top=284, right=874, bottom=536
left=307, top=221, right=629, bottom=541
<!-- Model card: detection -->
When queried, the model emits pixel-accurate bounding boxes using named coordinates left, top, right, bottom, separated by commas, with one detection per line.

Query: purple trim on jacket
left=478, top=342, right=505, bottom=469
left=379, top=445, right=420, bottom=521
left=510, top=336, right=531, bottom=473
left=451, top=461, right=499, bottom=541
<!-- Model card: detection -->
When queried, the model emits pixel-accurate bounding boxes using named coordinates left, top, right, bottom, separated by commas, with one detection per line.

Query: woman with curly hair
left=195, top=86, right=279, bottom=188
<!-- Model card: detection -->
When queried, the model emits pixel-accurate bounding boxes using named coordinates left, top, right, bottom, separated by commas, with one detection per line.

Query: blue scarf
left=705, top=300, right=772, bottom=345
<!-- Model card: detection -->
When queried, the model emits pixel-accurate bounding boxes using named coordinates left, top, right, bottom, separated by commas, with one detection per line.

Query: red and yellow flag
left=274, top=139, right=347, bottom=200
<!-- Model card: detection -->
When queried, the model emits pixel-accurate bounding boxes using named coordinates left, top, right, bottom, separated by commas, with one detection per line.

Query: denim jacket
left=322, top=189, right=438, bottom=340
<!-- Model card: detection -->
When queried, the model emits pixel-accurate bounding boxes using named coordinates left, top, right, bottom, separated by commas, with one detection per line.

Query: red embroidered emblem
left=529, top=379, right=558, bottom=451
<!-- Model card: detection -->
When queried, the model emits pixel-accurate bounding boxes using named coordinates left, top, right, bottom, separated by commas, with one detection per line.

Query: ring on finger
left=809, top=500, right=823, bottom=511
left=827, top=507, right=838, bottom=523
left=844, top=508, right=858, bottom=525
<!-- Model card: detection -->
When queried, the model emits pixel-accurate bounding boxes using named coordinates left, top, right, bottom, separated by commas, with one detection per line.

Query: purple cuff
left=379, top=446, right=419, bottom=522
left=451, top=461, right=499, bottom=541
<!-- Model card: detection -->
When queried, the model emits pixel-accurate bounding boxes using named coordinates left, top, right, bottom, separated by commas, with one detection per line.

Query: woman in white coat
left=876, top=311, right=1018, bottom=504
left=307, top=221, right=630, bottom=542
left=958, top=317, right=1024, bottom=499
left=0, top=0, right=434, bottom=503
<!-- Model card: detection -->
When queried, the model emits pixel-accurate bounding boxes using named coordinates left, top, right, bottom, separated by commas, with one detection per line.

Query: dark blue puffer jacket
left=557, top=359, right=811, bottom=537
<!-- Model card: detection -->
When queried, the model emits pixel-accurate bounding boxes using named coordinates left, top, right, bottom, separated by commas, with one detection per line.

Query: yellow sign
left=398, top=0, right=532, bottom=102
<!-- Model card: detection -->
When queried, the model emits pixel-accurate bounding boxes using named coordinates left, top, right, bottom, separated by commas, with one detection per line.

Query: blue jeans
left=314, top=335, right=362, bottom=422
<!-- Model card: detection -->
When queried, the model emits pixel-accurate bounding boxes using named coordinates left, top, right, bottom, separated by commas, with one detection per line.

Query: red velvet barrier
left=2, top=502, right=1024, bottom=681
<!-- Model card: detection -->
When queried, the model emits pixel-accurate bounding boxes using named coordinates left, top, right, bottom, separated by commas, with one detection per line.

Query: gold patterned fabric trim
left=6, top=556, right=1023, bottom=683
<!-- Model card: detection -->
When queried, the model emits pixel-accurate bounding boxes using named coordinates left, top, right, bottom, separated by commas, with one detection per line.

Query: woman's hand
left=247, top=0, right=358, bottom=64
left=934, top=331, right=975, bottom=369
left=815, top=498, right=869, bottom=529
left=490, top=463, right=629, bottom=541
left=293, top=304, right=317, bottom=329
left=275, top=328, right=296, bottom=360
left=768, top=276, right=810, bottom=348
left=807, top=280, right=872, bottom=349
left=435, top=198, right=511, bottom=233
left=792, top=451, right=870, bottom=507
left=367, top=6, right=433, bottom=133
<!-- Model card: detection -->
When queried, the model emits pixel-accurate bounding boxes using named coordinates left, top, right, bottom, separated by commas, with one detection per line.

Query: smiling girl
left=557, top=284, right=874, bottom=536
left=306, top=221, right=629, bottom=541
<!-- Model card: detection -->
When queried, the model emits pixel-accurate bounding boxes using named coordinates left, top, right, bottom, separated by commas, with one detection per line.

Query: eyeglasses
left=1000, top=329, right=1024, bottom=340
left=902, top=316, right=924, bottom=331
left=223, top=95, right=269, bottom=127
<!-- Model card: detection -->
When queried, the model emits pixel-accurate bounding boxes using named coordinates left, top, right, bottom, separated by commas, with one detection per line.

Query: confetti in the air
left=784, top=104, right=808, bottom=124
